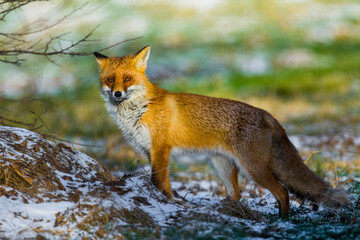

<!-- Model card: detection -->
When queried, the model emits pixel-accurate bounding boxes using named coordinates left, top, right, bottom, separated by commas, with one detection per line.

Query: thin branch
left=30, top=111, right=49, bottom=132
left=40, top=133, right=103, bottom=149
left=0, top=1, right=32, bottom=21
left=0, top=56, right=25, bottom=66
left=94, top=36, right=144, bottom=53
left=5, top=6, right=80, bottom=36
left=0, top=1, right=142, bottom=66
left=0, top=115, right=37, bottom=128
left=0, top=26, right=97, bottom=56
left=0, top=35, right=143, bottom=59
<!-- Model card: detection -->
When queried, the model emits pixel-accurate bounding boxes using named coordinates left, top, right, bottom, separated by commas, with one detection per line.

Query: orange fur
left=94, top=46, right=350, bottom=218
left=230, top=167, right=241, bottom=200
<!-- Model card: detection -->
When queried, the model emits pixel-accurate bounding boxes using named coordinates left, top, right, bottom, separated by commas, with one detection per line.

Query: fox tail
left=268, top=119, right=351, bottom=209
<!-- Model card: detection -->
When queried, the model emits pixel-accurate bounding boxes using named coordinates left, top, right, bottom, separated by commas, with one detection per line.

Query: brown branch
left=0, top=56, right=25, bottom=66
left=4, top=6, right=78, bottom=36
left=40, top=133, right=103, bottom=149
left=0, top=1, right=142, bottom=66
left=0, top=1, right=32, bottom=21
left=0, top=115, right=38, bottom=129
left=0, top=27, right=96, bottom=62
left=0, top=34, right=143, bottom=58
left=0, top=1, right=49, bottom=21
left=0, top=27, right=96, bottom=56
left=93, top=36, right=143, bottom=53
left=30, top=111, right=49, bottom=132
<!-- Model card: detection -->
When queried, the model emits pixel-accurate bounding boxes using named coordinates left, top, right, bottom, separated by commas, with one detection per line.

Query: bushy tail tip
left=322, top=188, right=351, bottom=209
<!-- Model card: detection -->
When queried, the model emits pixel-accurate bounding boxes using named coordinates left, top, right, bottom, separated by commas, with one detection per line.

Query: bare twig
left=94, top=36, right=143, bottom=53
left=40, top=133, right=103, bottom=149
left=30, top=111, right=49, bottom=132
left=0, top=0, right=36, bottom=21
left=0, top=26, right=98, bottom=57
left=0, top=115, right=38, bottom=129
left=2, top=6, right=80, bottom=36
left=0, top=0, right=142, bottom=66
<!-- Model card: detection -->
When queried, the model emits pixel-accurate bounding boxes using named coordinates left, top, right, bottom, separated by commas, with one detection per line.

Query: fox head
left=94, top=46, right=151, bottom=105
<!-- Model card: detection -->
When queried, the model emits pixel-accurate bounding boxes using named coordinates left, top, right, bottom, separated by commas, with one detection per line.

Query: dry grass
left=215, top=199, right=265, bottom=222
left=0, top=126, right=264, bottom=238
left=0, top=129, right=115, bottom=199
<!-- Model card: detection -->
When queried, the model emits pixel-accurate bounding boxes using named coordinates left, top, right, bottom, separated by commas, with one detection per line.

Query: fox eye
left=108, top=78, right=115, bottom=83
left=124, top=76, right=131, bottom=83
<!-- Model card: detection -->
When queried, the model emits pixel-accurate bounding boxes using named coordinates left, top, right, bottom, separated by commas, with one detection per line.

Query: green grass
left=2, top=4, right=360, bottom=137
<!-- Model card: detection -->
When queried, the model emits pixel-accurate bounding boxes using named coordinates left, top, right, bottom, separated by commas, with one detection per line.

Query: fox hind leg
left=212, top=156, right=241, bottom=200
left=246, top=166, right=289, bottom=218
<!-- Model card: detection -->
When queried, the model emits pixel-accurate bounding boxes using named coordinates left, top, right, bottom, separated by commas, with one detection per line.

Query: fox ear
left=94, top=52, right=109, bottom=69
left=133, top=45, right=150, bottom=71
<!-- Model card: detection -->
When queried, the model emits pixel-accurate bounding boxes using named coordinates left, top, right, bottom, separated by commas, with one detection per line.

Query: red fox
left=94, top=46, right=350, bottom=217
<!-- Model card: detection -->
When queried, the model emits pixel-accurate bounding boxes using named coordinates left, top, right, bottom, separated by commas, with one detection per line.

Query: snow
left=289, top=130, right=360, bottom=162
left=0, top=126, right=202, bottom=237
left=0, top=126, right=357, bottom=238
left=0, top=191, right=75, bottom=238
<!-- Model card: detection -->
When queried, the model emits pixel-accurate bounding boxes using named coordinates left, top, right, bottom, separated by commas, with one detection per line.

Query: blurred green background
left=1, top=0, right=359, bottom=160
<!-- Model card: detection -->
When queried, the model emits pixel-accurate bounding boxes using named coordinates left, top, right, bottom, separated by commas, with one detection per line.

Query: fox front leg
left=150, top=145, right=173, bottom=199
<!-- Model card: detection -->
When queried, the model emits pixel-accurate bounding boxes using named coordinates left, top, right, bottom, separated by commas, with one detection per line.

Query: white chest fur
left=104, top=98, right=151, bottom=158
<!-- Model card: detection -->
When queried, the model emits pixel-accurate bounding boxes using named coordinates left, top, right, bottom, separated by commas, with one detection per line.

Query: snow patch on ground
left=0, top=126, right=357, bottom=239
left=289, top=130, right=360, bottom=162
left=0, top=126, right=260, bottom=239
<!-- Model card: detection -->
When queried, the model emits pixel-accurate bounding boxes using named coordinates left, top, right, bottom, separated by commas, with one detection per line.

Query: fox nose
left=114, top=91, right=122, bottom=98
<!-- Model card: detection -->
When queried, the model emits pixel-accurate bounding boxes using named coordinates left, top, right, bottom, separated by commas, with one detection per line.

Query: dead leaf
left=54, top=213, right=65, bottom=227
left=20, top=140, right=28, bottom=148
left=33, top=145, right=40, bottom=152
left=96, top=227, right=105, bottom=238
left=133, top=196, right=151, bottom=206
left=58, top=143, right=74, bottom=153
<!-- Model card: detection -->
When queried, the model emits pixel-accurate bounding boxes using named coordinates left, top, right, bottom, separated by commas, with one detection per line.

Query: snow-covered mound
left=0, top=126, right=115, bottom=192
left=0, top=126, right=261, bottom=239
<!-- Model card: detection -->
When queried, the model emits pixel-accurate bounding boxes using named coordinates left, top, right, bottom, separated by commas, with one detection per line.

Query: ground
left=0, top=126, right=359, bottom=239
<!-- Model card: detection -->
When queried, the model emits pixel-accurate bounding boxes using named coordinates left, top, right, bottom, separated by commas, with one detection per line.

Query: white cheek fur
left=101, top=84, right=152, bottom=158
left=101, top=85, right=111, bottom=95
